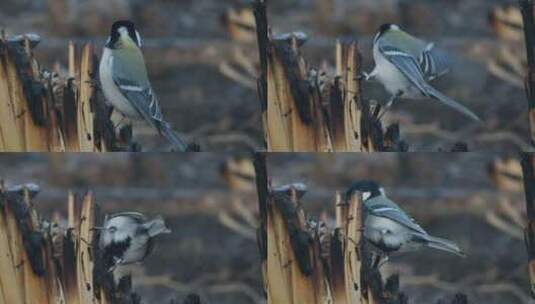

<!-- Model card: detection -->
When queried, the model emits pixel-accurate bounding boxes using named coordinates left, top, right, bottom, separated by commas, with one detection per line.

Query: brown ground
left=266, top=153, right=529, bottom=304
left=0, top=0, right=531, bottom=151
left=0, top=154, right=263, bottom=304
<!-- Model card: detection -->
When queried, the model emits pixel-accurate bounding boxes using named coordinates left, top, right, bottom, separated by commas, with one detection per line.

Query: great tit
left=99, top=20, right=188, bottom=151
left=97, top=212, right=171, bottom=270
left=365, top=24, right=480, bottom=122
left=345, top=180, right=465, bottom=262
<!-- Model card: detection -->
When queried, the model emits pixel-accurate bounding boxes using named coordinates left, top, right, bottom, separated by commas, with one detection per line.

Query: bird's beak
left=90, top=227, right=105, bottom=231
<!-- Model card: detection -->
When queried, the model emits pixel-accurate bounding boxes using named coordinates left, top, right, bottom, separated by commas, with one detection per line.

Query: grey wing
left=113, top=77, right=164, bottom=129
left=380, top=42, right=480, bottom=121
left=378, top=43, right=429, bottom=95
left=418, top=43, right=451, bottom=81
left=365, top=197, right=427, bottom=234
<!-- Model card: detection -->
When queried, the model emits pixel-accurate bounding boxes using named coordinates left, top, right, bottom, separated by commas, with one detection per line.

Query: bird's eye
left=108, top=226, right=117, bottom=233
left=381, top=229, right=391, bottom=235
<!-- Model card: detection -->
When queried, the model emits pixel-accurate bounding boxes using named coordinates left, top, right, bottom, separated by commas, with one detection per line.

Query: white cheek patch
left=118, top=27, right=128, bottom=36
left=362, top=191, right=371, bottom=201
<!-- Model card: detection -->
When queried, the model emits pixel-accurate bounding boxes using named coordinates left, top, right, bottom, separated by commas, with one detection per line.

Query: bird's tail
left=424, top=84, right=481, bottom=122
left=143, top=216, right=171, bottom=237
left=156, top=121, right=189, bottom=152
left=423, top=234, right=466, bottom=257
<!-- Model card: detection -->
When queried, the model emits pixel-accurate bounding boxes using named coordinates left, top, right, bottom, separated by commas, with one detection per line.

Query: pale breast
left=99, top=48, right=142, bottom=120
left=372, top=43, right=427, bottom=100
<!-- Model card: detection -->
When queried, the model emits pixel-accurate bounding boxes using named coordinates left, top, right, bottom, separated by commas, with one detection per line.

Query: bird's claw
left=357, top=72, right=370, bottom=81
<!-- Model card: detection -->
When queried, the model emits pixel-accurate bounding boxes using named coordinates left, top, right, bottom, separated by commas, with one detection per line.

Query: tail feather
left=424, top=84, right=481, bottom=122
left=156, top=121, right=189, bottom=152
left=424, top=235, right=466, bottom=257
left=143, top=216, right=171, bottom=237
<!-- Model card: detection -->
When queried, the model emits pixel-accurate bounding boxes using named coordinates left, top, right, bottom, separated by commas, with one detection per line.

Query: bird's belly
left=364, top=215, right=420, bottom=253
left=99, top=51, right=142, bottom=120
left=120, top=239, right=149, bottom=263
left=375, top=58, right=412, bottom=95
left=402, top=85, right=427, bottom=100
left=122, top=248, right=147, bottom=264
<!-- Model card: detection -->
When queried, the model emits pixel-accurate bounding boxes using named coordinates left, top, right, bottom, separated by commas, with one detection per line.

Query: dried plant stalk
left=522, top=153, right=535, bottom=298
left=0, top=202, right=25, bottom=304
left=76, top=192, right=97, bottom=303
left=336, top=40, right=361, bottom=151
left=520, top=0, right=535, bottom=145
left=0, top=38, right=118, bottom=152
left=0, top=186, right=158, bottom=304
left=260, top=186, right=385, bottom=304
left=253, top=171, right=467, bottom=304
left=0, top=187, right=66, bottom=304
left=343, top=193, right=364, bottom=303
left=266, top=40, right=334, bottom=152
left=0, top=45, right=26, bottom=151
left=265, top=49, right=292, bottom=150
left=266, top=190, right=331, bottom=303
left=253, top=0, right=402, bottom=152
left=77, top=44, right=99, bottom=152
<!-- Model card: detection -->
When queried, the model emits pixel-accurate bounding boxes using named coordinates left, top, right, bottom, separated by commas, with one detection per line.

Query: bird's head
left=106, top=20, right=142, bottom=49
left=374, top=23, right=401, bottom=43
left=345, top=180, right=385, bottom=201
left=97, top=214, right=139, bottom=248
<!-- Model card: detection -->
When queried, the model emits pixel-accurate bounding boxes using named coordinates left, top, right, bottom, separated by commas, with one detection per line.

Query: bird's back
left=365, top=196, right=427, bottom=235
left=111, top=46, right=151, bottom=88
left=380, top=30, right=428, bottom=58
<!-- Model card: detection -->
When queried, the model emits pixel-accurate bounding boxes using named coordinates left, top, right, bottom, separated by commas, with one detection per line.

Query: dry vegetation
left=263, top=153, right=529, bottom=304
left=252, top=0, right=407, bottom=152
left=0, top=185, right=145, bottom=303
left=0, top=0, right=266, bottom=151
left=0, top=34, right=200, bottom=152
left=521, top=153, right=535, bottom=298
left=0, top=37, right=117, bottom=151
left=254, top=0, right=533, bottom=151
left=0, top=154, right=263, bottom=304
left=1, top=0, right=531, bottom=151
left=255, top=154, right=467, bottom=303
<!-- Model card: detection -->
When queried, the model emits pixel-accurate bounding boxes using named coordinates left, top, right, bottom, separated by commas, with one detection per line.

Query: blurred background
left=0, top=0, right=530, bottom=151
left=0, top=154, right=263, bottom=304
left=267, top=153, right=529, bottom=304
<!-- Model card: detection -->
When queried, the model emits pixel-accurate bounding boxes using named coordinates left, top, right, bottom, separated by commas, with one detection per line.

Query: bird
left=99, top=20, right=189, bottom=151
left=97, top=212, right=171, bottom=271
left=344, top=180, right=465, bottom=265
left=363, top=23, right=480, bottom=122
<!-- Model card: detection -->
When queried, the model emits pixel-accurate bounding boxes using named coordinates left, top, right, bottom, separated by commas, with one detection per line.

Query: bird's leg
left=372, top=253, right=381, bottom=268
left=372, top=251, right=389, bottom=269
left=114, top=115, right=127, bottom=132
left=377, top=90, right=403, bottom=120
left=108, top=258, right=124, bottom=273
left=376, top=255, right=389, bottom=268
left=110, top=111, right=135, bottom=148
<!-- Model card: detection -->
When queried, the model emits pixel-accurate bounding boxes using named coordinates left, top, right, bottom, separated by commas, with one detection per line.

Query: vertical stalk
left=522, top=153, right=535, bottom=298
left=253, top=0, right=269, bottom=150
left=0, top=39, right=122, bottom=151
left=520, top=0, right=535, bottom=145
